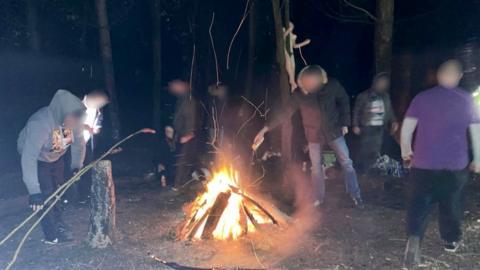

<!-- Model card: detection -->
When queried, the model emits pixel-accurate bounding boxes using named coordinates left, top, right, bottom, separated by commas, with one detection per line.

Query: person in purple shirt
left=400, top=59, right=480, bottom=268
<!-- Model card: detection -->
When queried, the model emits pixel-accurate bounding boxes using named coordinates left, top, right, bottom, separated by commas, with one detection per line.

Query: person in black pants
left=401, top=60, right=480, bottom=268
left=17, top=90, right=86, bottom=244
left=407, top=169, right=469, bottom=245
left=38, top=157, right=67, bottom=240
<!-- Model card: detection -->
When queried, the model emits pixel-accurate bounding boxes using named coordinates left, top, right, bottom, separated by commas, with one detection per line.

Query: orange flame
left=183, top=167, right=273, bottom=240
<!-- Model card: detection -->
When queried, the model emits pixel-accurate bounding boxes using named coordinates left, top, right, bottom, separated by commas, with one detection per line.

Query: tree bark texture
left=271, top=0, right=292, bottom=161
left=95, top=0, right=122, bottom=140
left=374, top=0, right=394, bottom=74
left=87, top=160, right=116, bottom=248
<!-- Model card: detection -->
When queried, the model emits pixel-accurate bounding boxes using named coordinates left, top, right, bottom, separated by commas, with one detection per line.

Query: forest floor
left=1, top=146, right=480, bottom=270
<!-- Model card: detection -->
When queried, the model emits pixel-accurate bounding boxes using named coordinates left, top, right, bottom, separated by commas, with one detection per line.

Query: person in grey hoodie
left=17, top=89, right=86, bottom=244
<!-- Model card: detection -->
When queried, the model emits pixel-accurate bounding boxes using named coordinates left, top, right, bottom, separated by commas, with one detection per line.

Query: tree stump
left=87, top=160, right=116, bottom=248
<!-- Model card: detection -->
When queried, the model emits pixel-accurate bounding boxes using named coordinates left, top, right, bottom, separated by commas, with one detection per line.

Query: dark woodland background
left=1, top=0, right=480, bottom=174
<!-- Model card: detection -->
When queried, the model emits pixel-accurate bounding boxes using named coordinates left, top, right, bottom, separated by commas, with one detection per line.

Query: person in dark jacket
left=17, top=90, right=86, bottom=244
left=353, top=72, right=398, bottom=173
left=253, top=65, right=363, bottom=208
left=169, top=79, right=201, bottom=188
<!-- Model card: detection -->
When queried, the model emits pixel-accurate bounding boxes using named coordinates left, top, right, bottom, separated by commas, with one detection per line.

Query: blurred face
left=168, top=80, right=189, bottom=96
left=63, top=114, right=81, bottom=129
left=437, top=67, right=462, bottom=89
left=373, top=77, right=390, bottom=93
left=87, top=95, right=109, bottom=109
left=165, top=126, right=174, bottom=139
left=299, top=74, right=323, bottom=93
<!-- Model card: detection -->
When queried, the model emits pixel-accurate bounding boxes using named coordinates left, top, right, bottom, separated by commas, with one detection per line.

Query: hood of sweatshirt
left=48, top=90, right=86, bottom=125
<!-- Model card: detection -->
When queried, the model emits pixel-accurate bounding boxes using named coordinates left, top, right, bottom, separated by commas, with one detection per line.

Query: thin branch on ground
left=249, top=239, right=266, bottom=269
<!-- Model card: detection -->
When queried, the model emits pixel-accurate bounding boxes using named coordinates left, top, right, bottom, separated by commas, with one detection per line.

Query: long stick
left=1, top=128, right=155, bottom=270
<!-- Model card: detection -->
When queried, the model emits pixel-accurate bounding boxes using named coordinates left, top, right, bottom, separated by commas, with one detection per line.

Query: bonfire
left=179, top=166, right=289, bottom=240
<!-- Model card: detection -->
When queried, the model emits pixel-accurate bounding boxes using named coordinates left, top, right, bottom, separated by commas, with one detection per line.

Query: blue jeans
left=308, top=136, right=362, bottom=201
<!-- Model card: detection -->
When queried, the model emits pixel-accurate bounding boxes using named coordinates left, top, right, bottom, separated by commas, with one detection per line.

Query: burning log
left=201, top=191, right=231, bottom=239
left=179, top=167, right=290, bottom=241
left=87, top=160, right=116, bottom=248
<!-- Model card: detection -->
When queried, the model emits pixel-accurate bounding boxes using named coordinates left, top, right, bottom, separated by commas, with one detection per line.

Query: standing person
left=154, top=125, right=177, bottom=188
left=253, top=65, right=363, bottom=208
left=401, top=60, right=480, bottom=268
left=18, top=90, right=86, bottom=244
left=168, top=79, right=201, bottom=189
left=77, top=90, right=109, bottom=203
left=353, top=73, right=398, bottom=173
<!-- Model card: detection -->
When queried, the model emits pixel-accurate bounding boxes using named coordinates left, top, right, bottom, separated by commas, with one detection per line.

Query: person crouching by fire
left=76, top=90, right=109, bottom=203
left=168, top=79, right=201, bottom=190
left=401, top=60, right=480, bottom=268
left=253, top=65, right=363, bottom=209
left=17, top=90, right=86, bottom=244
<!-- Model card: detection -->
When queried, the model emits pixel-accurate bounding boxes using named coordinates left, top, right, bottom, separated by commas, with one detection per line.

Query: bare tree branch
left=343, top=0, right=377, bottom=21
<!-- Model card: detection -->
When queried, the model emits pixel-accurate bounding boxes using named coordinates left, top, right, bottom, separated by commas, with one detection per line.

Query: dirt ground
left=1, top=147, right=480, bottom=270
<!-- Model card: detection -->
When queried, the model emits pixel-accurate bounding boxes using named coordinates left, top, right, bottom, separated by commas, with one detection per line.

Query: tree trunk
left=271, top=0, right=292, bottom=161
left=88, top=160, right=116, bottom=248
left=374, top=0, right=394, bottom=74
left=245, top=1, right=256, bottom=99
left=95, top=0, right=121, bottom=140
left=150, top=0, right=163, bottom=132
left=26, top=0, right=41, bottom=52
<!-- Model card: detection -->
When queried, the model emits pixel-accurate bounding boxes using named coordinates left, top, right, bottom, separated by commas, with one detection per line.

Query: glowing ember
left=179, top=167, right=279, bottom=240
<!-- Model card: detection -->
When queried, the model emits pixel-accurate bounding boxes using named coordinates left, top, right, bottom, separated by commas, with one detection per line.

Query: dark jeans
left=406, top=168, right=469, bottom=242
left=357, top=126, right=384, bottom=172
left=38, top=157, right=65, bottom=240
left=174, top=139, right=197, bottom=187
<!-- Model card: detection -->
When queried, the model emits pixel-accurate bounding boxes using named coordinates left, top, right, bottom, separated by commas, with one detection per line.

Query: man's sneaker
left=43, top=238, right=59, bottom=245
left=353, top=197, right=365, bottom=209
left=403, top=236, right=421, bottom=270
left=444, top=241, right=461, bottom=253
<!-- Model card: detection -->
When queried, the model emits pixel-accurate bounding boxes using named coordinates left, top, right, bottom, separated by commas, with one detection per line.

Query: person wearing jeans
left=253, top=65, right=363, bottom=208
left=401, top=60, right=480, bottom=268
left=308, top=138, right=361, bottom=203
